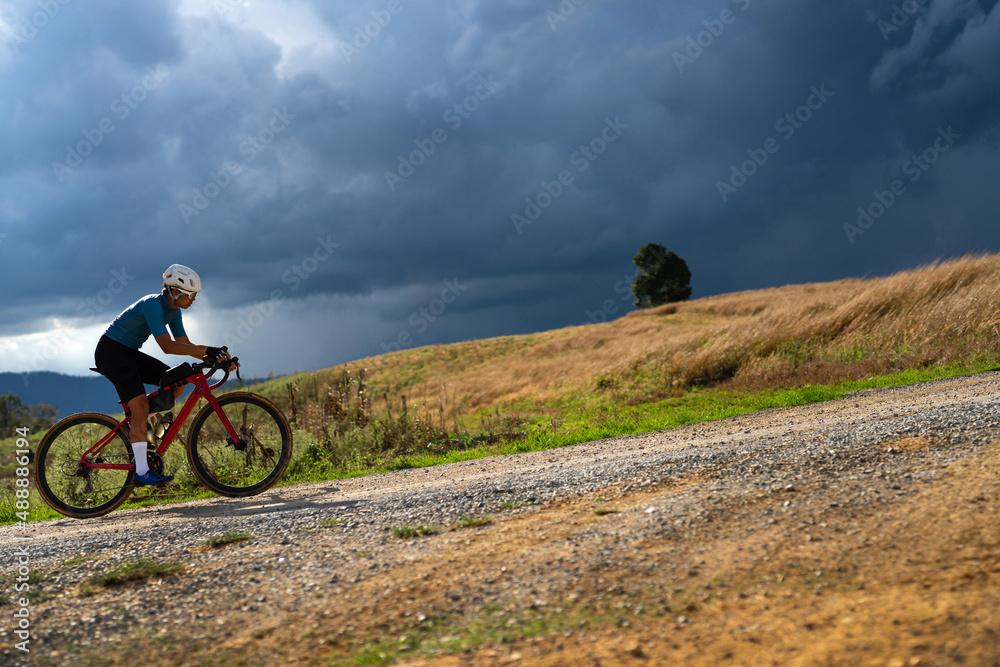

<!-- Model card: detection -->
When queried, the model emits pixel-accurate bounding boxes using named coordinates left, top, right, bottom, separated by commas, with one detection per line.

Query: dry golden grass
left=278, top=253, right=1000, bottom=420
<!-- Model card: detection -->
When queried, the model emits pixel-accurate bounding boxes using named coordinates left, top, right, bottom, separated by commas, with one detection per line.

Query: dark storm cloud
left=1, top=0, right=998, bottom=375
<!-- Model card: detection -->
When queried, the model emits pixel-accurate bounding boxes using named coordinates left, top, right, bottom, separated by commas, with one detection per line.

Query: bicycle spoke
left=187, top=394, right=291, bottom=496
left=34, top=414, right=133, bottom=518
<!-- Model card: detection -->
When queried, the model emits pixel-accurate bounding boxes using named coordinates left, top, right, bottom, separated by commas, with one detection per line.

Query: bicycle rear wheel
left=34, top=413, right=134, bottom=519
left=186, top=393, right=292, bottom=497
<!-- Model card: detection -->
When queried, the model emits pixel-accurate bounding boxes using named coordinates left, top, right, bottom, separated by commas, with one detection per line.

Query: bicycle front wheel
left=34, top=413, right=134, bottom=519
left=186, top=393, right=292, bottom=497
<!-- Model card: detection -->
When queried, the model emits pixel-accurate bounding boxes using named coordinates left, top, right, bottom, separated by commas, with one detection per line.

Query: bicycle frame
left=80, top=369, right=240, bottom=472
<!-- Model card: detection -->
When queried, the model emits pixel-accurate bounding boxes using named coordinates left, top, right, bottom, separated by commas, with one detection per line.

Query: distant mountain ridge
left=0, top=371, right=120, bottom=418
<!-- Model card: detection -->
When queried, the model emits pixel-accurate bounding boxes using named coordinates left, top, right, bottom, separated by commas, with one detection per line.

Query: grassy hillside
left=254, top=253, right=1000, bottom=429
left=8, top=254, right=1000, bottom=523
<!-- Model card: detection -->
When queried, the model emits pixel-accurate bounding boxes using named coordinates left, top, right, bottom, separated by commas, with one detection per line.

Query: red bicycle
left=33, top=354, right=292, bottom=519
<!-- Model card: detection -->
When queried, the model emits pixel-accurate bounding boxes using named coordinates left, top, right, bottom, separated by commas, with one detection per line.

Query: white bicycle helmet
left=162, top=264, right=202, bottom=294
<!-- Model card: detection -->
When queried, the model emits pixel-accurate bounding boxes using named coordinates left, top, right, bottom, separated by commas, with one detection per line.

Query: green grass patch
left=0, top=488, right=63, bottom=524
left=320, top=518, right=346, bottom=527
left=390, top=525, right=439, bottom=539
left=60, top=554, right=99, bottom=568
left=325, top=593, right=643, bottom=666
left=459, top=516, right=493, bottom=528
left=325, top=569, right=796, bottom=666
left=86, top=559, right=184, bottom=587
left=502, top=500, right=529, bottom=510
left=201, top=531, right=252, bottom=548
left=505, top=355, right=1000, bottom=453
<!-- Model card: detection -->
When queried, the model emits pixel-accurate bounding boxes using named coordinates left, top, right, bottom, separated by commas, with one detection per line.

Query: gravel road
left=3, top=370, right=1000, bottom=665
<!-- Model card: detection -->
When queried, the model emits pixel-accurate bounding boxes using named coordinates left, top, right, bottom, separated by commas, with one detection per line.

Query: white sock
left=131, top=442, right=149, bottom=476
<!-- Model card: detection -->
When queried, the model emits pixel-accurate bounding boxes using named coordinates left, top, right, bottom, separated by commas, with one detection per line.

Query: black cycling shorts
left=94, top=335, right=169, bottom=404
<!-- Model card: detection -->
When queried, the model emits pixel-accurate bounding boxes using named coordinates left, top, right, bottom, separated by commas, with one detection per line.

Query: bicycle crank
left=146, top=450, right=165, bottom=476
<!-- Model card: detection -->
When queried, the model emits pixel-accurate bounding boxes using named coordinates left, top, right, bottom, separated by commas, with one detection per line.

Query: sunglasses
left=175, top=288, right=196, bottom=300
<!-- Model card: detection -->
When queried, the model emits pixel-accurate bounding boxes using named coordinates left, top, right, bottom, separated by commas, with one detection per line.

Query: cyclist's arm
left=154, top=334, right=208, bottom=359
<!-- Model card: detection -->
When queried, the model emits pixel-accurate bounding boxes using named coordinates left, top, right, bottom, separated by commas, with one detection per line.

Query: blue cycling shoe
left=134, top=471, right=174, bottom=486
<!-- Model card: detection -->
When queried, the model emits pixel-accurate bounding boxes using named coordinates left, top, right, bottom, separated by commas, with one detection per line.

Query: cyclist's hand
left=205, top=346, right=239, bottom=372
left=204, top=346, right=229, bottom=365
left=204, top=346, right=222, bottom=363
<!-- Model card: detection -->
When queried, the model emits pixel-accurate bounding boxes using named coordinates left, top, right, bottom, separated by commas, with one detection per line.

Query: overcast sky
left=1, top=0, right=998, bottom=382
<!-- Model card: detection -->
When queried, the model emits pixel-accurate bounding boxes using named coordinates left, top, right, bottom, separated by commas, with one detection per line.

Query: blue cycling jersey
left=103, top=294, right=186, bottom=350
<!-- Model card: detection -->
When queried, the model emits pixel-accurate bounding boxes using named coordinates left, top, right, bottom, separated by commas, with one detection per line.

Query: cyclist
left=94, top=264, right=234, bottom=486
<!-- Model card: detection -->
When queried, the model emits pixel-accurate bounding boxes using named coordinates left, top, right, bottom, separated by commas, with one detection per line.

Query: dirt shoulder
left=3, top=373, right=1000, bottom=665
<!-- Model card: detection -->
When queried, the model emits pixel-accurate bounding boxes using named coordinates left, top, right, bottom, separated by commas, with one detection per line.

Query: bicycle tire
left=185, top=392, right=292, bottom=497
left=33, top=412, right=134, bottom=519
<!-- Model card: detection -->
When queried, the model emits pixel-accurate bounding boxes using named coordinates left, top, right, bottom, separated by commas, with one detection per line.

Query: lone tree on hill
left=631, top=243, right=692, bottom=308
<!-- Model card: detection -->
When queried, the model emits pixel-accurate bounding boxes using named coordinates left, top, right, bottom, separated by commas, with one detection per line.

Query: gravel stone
left=2, top=371, right=1000, bottom=663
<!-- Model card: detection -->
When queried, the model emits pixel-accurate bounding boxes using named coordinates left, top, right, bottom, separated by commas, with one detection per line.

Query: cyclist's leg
left=131, top=353, right=171, bottom=474
left=127, top=394, right=150, bottom=445
left=95, top=338, right=144, bottom=405
left=95, top=337, right=168, bottom=477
